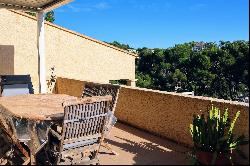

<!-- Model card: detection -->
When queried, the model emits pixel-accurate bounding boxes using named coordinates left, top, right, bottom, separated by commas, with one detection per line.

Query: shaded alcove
left=0, top=45, right=14, bottom=75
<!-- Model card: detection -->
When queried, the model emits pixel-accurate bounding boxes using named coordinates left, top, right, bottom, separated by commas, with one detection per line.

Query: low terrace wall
left=115, top=86, right=249, bottom=163
left=55, top=77, right=249, bottom=163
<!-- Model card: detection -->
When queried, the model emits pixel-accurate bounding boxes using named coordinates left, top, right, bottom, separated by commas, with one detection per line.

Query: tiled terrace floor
left=98, top=123, right=190, bottom=165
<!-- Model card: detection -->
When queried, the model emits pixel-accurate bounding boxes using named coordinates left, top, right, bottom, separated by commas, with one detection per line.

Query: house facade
left=0, top=9, right=137, bottom=93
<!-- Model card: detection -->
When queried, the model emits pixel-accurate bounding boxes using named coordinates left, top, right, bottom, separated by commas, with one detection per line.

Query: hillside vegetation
left=110, top=40, right=249, bottom=101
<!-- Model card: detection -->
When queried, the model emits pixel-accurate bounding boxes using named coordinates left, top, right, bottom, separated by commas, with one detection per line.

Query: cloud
left=67, top=4, right=81, bottom=12
left=94, top=2, right=111, bottom=10
left=57, top=1, right=111, bottom=13
left=189, top=3, right=207, bottom=11
left=128, top=0, right=171, bottom=12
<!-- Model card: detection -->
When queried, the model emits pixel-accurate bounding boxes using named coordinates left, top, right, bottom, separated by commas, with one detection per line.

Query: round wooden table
left=0, top=94, right=78, bottom=121
left=0, top=94, right=78, bottom=165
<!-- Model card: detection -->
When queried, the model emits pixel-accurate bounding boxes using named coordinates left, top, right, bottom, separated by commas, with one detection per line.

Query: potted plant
left=189, top=106, right=248, bottom=165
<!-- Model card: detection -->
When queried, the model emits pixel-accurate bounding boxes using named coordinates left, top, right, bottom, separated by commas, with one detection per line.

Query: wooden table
left=0, top=94, right=78, bottom=165
left=0, top=94, right=78, bottom=121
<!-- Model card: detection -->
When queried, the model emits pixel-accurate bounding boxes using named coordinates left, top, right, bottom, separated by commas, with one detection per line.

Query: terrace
left=54, top=77, right=250, bottom=165
left=0, top=77, right=249, bottom=165
left=98, top=123, right=189, bottom=165
left=0, top=1, right=249, bottom=165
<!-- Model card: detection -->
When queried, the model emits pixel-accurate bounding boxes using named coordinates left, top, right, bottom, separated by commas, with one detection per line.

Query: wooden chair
left=82, top=82, right=120, bottom=155
left=46, top=95, right=112, bottom=165
left=0, top=119, right=30, bottom=165
left=82, top=83, right=120, bottom=114
left=0, top=75, right=34, bottom=97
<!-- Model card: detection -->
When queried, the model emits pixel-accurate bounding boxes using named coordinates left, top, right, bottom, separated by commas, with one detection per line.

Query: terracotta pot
left=196, top=151, right=232, bottom=165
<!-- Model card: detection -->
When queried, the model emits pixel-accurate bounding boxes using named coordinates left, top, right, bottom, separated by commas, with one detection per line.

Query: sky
left=54, top=0, right=249, bottom=49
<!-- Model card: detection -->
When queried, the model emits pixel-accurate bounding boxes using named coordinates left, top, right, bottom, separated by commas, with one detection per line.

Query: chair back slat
left=61, top=96, right=112, bottom=151
left=82, top=83, right=120, bottom=137
left=82, top=83, right=120, bottom=113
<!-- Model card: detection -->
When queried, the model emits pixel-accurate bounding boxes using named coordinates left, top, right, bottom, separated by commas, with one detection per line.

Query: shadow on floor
left=115, top=122, right=190, bottom=153
left=103, top=123, right=190, bottom=165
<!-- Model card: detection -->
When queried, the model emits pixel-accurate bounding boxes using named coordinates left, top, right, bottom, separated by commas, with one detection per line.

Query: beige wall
left=55, top=77, right=85, bottom=97
left=55, top=77, right=249, bottom=164
left=115, top=86, right=249, bottom=164
left=115, top=86, right=249, bottom=142
left=0, top=9, right=136, bottom=93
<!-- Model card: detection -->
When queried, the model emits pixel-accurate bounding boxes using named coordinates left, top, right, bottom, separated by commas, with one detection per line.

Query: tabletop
left=0, top=94, right=78, bottom=121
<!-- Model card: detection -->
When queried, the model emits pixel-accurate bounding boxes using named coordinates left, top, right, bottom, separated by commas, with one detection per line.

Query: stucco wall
left=55, top=77, right=85, bottom=97
left=115, top=87, right=249, bottom=142
left=115, top=86, right=249, bottom=164
left=0, top=9, right=136, bottom=93
left=55, top=77, right=249, bottom=163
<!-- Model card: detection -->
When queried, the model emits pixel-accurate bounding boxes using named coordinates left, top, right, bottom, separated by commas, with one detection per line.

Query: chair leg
left=0, top=158, right=8, bottom=165
left=0, top=125, right=30, bottom=159
left=0, top=126, right=30, bottom=165
left=22, top=158, right=30, bottom=165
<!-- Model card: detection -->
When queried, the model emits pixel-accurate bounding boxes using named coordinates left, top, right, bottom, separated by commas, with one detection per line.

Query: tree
left=136, top=40, right=249, bottom=101
left=209, top=41, right=249, bottom=100
left=26, top=11, right=55, bottom=23
left=136, top=72, right=153, bottom=89
left=107, top=41, right=133, bottom=50
left=45, top=11, right=55, bottom=23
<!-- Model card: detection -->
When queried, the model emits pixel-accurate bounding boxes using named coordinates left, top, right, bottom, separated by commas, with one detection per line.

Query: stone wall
left=55, top=77, right=249, bottom=164
left=54, top=77, right=85, bottom=97
left=115, top=87, right=249, bottom=155
left=116, top=86, right=249, bottom=146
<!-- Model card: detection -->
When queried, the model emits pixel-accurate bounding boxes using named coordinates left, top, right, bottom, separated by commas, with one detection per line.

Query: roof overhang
left=0, top=0, right=73, bottom=12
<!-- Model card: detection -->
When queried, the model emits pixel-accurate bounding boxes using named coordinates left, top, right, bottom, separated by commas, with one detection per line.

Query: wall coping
left=56, top=76, right=249, bottom=107
left=120, top=85, right=249, bottom=107
left=8, top=9, right=138, bottom=58
left=57, top=76, right=112, bottom=85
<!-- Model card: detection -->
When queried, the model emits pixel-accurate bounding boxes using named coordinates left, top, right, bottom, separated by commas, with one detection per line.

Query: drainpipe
left=37, top=11, right=46, bottom=93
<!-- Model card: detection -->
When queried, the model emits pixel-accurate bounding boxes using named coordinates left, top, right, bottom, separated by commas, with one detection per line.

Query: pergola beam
left=0, top=0, right=73, bottom=93
left=0, top=3, right=40, bottom=12
left=42, top=0, right=73, bottom=12
left=0, top=0, right=73, bottom=12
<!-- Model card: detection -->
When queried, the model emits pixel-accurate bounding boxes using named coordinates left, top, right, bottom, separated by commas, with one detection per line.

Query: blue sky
left=54, top=0, right=249, bottom=49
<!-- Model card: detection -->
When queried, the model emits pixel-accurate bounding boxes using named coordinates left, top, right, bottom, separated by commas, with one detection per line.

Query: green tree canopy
left=136, top=41, right=249, bottom=101
left=26, top=11, right=55, bottom=23
left=106, top=41, right=133, bottom=50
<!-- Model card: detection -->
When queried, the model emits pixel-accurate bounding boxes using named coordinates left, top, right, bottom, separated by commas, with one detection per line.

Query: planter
left=196, top=152, right=232, bottom=165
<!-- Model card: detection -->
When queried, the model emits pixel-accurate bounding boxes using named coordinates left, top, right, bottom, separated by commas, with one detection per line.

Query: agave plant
left=190, top=106, right=248, bottom=162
